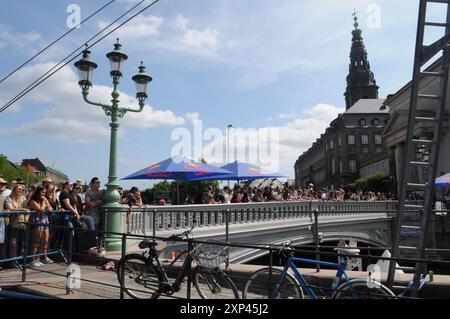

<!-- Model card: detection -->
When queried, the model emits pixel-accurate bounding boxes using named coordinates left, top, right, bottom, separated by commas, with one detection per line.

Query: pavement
left=1, top=260, right=450, bottom=299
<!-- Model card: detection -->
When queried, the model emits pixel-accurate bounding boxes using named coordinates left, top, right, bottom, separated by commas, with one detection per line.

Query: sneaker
left=31, top=261, right=43, bottom=267
left=41, top=257, right=54, bottom=265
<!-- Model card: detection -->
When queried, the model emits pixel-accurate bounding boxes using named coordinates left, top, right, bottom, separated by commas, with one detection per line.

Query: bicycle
left=116, top=225, right=239, bottom=299
left=334, top=269, right=433, bottom=299
left=243, top=241, right=395, bottom=299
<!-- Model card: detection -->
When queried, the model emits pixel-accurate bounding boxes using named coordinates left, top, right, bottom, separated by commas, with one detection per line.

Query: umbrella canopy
left=190, top=161, right=285, bottom=181
left=435, top=173, right=450, bottom=187
left=121, top=156, right=233, bottom=181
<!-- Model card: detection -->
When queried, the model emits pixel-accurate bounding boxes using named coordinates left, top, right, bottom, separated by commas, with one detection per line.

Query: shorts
left=31, top=213, right=49, bottom=230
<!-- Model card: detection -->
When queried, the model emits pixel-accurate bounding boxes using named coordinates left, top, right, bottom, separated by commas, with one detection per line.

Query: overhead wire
left=0, top=0, right=160, bottom=114
left=0, top=0, right=116, bottom=85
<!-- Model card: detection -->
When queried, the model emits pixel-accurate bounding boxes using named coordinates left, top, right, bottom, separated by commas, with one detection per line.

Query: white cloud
left=98, top=15, right=164, bottom=39
left=306, top=103, right=345, bottom=122
left=198, top=103, right=344, bottom=176
left=0, top=25, right=41, bottom=49
left=5, top=118, right=110, bottom=145
left=184, top=112, right=200, bottom=124
left=172, top=14, right=219, bottom=55
left=1, top=62, right=186, bottom=144
left=279, top=112, right=296, bottom=119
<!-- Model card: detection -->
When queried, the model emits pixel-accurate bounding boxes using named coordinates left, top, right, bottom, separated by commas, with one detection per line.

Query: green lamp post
left=74, top=40, right=152, bottom=250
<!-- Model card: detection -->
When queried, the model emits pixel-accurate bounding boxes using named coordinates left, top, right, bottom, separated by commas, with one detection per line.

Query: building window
left=376, top=147, right=383, bottom=153
left=359, top=119, right=366, bottom=126
left=339, top=161, right=342, bottom=173
left=361, top=135, right=369, bottom=145
left=331, top=159, right=336, bottom=175
left=362, top=147, right=369, bottom=153
left=347, top=135, right=355, bottom=145
left=330, top=140, right=334, bottom=150
left=374, top=134, right=382, bottom=145
left=338, top=136, right=341, bottom=146
left=349, top=160, right=357, bottom=173
left=372, top=118, right=380, bottom=126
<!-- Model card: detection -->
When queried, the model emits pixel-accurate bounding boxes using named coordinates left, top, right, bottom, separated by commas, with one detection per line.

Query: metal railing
left=1, top=202, right=449, bottom=299
left=122, top=200, right=399, bottom=235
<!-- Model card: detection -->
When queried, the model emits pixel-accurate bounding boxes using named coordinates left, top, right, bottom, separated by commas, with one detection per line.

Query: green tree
left=0, top=155, right=36, bottom=185
left=346, top=172, right=394, bottom=193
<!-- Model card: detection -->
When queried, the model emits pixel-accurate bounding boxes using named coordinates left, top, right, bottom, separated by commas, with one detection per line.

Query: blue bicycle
left=243, top=241, right=395, bottom=299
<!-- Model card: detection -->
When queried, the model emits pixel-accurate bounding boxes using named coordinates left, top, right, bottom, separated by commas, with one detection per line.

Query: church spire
left=344, top=10, right=379, bottom=109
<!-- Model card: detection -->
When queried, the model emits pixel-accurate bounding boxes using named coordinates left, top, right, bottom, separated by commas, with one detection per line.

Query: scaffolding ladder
left=387, top=0, right=450, bottom=295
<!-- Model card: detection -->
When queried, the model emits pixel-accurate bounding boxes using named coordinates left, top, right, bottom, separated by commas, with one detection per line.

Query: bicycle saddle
left=138, top=240, right=159, bottom=249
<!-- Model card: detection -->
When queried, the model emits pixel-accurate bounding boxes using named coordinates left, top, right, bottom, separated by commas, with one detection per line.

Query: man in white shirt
left=222, top=186, right=232, bottom=204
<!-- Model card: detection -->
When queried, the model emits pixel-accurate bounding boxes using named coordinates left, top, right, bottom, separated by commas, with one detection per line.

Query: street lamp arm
left=82, top=89, right=112, bottom=112
left=120, top=98, right=145, bottom=113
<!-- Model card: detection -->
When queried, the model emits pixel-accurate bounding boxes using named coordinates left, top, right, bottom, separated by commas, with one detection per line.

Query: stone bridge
left=119, top=201, right=399, bottom=263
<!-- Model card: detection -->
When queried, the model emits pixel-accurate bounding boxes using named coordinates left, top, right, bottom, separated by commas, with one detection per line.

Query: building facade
left=294, top=16, right=389, bottom=189
left=21, top=158, right=69, bottom=185
left=383, top=59, right=450, bottom=194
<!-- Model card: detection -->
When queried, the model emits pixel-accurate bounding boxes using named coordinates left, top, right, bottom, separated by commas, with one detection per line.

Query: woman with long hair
left=28, top=185, right=53, bottom=267
left=4, top=183, right=29, bottom=261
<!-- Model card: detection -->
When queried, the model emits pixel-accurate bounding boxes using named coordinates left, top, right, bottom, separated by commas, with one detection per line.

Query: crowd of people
left=0, top=176, right=142, bottom=270
left=196, top=184, right=397, bottom=205
left=1, top=175, right=448, bottom=270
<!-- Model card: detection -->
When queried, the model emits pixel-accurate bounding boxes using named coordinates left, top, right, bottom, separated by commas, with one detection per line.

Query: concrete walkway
left=1, top=261, right=450, bottom=299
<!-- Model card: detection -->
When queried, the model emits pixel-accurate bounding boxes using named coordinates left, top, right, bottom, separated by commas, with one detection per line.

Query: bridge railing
left=121, top=200, right=399, bottom=236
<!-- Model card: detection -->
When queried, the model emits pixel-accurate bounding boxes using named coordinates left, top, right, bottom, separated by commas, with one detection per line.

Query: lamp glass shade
left=76, top=62, right=96, bottom=83
left=106, top=51, right=128, bottom=75
left=74, top=49, right=97, bottom=87
left=133, top=76, right=150, bottom=95
left=132, top=63, right=152, bottom=97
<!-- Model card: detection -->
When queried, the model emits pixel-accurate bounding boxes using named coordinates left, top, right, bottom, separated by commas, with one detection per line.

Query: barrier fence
left=0, top=201, right=449, bottom=299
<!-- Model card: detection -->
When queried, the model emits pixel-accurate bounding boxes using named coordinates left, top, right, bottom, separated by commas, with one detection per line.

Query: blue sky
left=0, top=0, right=446, bottom=189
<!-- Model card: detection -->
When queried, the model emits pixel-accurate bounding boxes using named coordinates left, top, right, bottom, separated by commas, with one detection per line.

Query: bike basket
left=191, top=243, right=229, bottom=269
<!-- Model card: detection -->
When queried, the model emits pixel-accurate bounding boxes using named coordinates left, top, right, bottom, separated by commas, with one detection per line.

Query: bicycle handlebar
left=166, top=228, right=193, bottom=242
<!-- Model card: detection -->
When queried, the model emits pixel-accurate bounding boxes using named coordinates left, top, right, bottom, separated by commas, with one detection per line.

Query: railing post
left=65, top=215, right=74, bottom=295
left=120, top=233, right=126, bottom=299
left=268, top=244, right=273, bottom=299
left=152, top=209, right=156, bottom=238
left=21, top=215, right=30, bottom=282
left=187, top=239, right=192, bottom=300
left=314, top=208, right=320, bottom=272
left=225, top=209, right=230, bottom=244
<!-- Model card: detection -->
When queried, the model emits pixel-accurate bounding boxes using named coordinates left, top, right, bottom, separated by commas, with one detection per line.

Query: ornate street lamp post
left=74, top=40, right=152, bottom=250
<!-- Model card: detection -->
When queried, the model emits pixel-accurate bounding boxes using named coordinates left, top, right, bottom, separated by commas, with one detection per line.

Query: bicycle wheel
left=333, top=279, right=395, bottom=299
left=193, top=266, right=240, bottom=299
left=117, top=254, right=163, bottom=299
left=243, top=268, right=304, bottom=299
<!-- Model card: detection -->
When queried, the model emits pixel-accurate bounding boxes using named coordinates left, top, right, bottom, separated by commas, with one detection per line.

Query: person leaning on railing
left=4, top=183, right=29, bottom=265
left=59, top=182, right=81, bottom=223
left=28, top=185, right=53, bottom=267
left=84, top=177, right=105, bottom=230
left=71, top=183, right=95, bottom=230
left=0, top=177, right=7, bottom=268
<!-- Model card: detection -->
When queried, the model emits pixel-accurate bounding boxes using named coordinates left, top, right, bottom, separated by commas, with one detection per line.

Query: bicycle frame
left=277, top=256, right=355, bottom=299
left=148, top=241, right=202, bottom=294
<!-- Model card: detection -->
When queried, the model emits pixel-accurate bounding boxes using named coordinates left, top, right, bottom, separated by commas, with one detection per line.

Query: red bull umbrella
left=121, top=156, right=233, bottom=204
left=189, top=160, right=285, bottom=181
left=122, top=156, right=233, bottom=181
left=435, top=173, right=450, bottom=187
